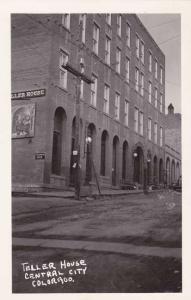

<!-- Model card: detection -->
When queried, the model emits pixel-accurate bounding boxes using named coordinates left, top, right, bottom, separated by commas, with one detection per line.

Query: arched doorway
left=147, top=150, right=152, bottom=185
left=153, top=156, right=158, bottom=184
left=166, top=157, right=170, bottom=186
left=85, top=123, right=96, bottom=183
left=133, top=146, right=144, bottom=184
left=100, top=130, right=109, bottom=176
left=159, top=159, right=163, bottom=184
left=122, top=141, right=128, bottom=181
left=171, top=160, right=175, bottom=184
left=112, top=136, right=120, bottom=186
left=176, top=162, right=180, bottom=181
left=51, top=107, right=66, bottom=175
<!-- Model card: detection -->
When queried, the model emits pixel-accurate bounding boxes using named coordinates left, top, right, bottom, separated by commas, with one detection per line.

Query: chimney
left=168, top=103, right=174, bottom=114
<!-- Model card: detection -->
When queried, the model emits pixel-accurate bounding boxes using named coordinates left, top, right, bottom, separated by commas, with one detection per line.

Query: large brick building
left=11, top=14, right=166, bottom=191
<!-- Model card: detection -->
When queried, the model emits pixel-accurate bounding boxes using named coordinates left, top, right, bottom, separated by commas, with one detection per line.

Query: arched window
left=51, top=107, right=66, bottom=175
left=100, top=130, right=109, bottom=176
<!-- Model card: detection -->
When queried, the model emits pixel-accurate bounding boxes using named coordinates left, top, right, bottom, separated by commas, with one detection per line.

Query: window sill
left=103, top=112, right=110, bottom=117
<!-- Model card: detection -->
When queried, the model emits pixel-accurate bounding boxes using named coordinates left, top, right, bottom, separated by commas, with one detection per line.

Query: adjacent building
left=165, top=103, right=181, bottom=186
left=12, top=14, right=166, bottom=191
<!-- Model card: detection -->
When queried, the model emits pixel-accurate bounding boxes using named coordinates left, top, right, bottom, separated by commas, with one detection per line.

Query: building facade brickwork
left=11, top=14, right=166, bottom=191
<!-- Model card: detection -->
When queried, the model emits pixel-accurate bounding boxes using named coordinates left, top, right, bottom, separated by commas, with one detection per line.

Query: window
left=154, top=122, right=158, bottom=144
left=106, top=14, right=111, bottom=25
left=126, top=23, right=131, bottom=47
left=104, top=84, right=110, bottom=114
left=135, top=68, right=139, bottom=92
left=155, top=59, right=158, bottom=79
left=124, top=100, right=129, bottom=126
left=134, top=107, right=139, bottom=133
left=105, top=36, right=111, bottom=65
left=125, top=57, right=130, bottom=83
left=117, top=15, right=121, bottom=37
left=93, top=23, right=99, bottom=55
left=160, top=94, right=163, bottom=112
left=79, top=14, right=86, bottom=43
left=136, top=35, right=140, bottom=58
left=140, top=41, right=144, bottom=64
left=148, top=118, right=152, bottom=140
left=80, top=65, right=85, bottom=99
left=160, top=127, right=163, bottom=147
left=154, top=88, right=158, bottom=108
left=116, top=48, right=121, bottom=73
left=62, top=14, right=70, bottom=29
left=91, top=75, right=97, bottom=106
left=139, top=112, right=143, bottom=135
left=149, top=52, right=152, bottom=72
left=149, top=81, right=152, bottom=103
left=114, top=93, right=120, bottom=120
left=59, top=51, right=68, bottom=89
left=140, top=73, right=144, bottom=96
left=160, top=66, right=163, bottom=84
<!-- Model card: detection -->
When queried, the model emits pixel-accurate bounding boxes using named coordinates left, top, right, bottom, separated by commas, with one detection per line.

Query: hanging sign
left=11, top=89, right=46, bottom=100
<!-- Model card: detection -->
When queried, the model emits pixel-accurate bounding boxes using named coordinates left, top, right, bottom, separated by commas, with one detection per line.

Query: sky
left=138, top=14, right=181, bottom=114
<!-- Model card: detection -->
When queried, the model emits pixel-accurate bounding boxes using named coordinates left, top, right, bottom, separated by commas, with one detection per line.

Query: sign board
left=12, top=103, right=35, bottom=138
left=35, top=153, right=45, bottom=160
left=12, top=89, right=46, bottom=100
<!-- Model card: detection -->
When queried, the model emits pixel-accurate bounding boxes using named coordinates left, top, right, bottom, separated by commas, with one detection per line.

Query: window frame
left=93, top=22, right=100, bottom=55
left=103, top=84, right=110, bottom=114
left=105, top=35, right=111, bottom=65
left=116, top=47, right=121, bottom=74
left=79, top=14, right=86, bottom=44
left=90, top=74, right=98, bottom=107
left=134, top=107, right=139, bottom=133
left=148, top=118, right=152, bottom=140
left=62, top=14, right=70, bottom=30
left=117, top=14, right=122, bottom=37
left=59, top=49, right=69, bottom=89
left=126, top=22, right=131, bottom=48
left=114, top=92, right=120, bottom=120
left=124, top=99, right=129, bottom=126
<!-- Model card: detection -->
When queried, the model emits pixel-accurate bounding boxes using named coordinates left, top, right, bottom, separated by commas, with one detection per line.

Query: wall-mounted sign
left=35, top=153, right=45, bottom=160
left=12, top=103, right=35, bottom=138
left=11, top=89, right=46, bottom=100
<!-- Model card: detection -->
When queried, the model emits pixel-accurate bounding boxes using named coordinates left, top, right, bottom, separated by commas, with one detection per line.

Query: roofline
left=134, top=14, right=165, bottom=59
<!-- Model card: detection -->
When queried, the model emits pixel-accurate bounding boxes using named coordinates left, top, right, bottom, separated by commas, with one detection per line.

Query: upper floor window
left=93, top=23, right=99, bottom=55
left=134, top=107, right=139, bottom=133
left=62, top=14, right=70, bottom=29
left=139, top=112, right=144, bottom=136
left=135, top=68, right=139, bottom=92
left=116, top=48, right=121, bottom=74
left=154, top=88, right=158, bottom=108
left=160, top=127, right=163, bottom=147
left=160, top=94, right=163, bottom=112
left=149, top=52, right=152, bottom=72
left=126, top=23, right=131, bottom=48
left=91, top=74, right=97, bottom=107
left=59, top=50, right=68, bottom=89
left=140, top=41, right=144, bottom=64
left=103, top=84, right=110, bottom=114
left=136, top=35, right=140, bottom=58
left=155, top=59, right=158, bottom=79
left=106, top=14, right=111, bottom=25
left=125, top=57, right=130, bottom=83
left=117, top=15, right=121, bottom=37
left=114, top=93, right=120, bottom=120
left=160, top=66, right=163, bottom=84
left=105, top=36, right=111, bottom=65
left=124, top=100, right=129, bottom=126
left=79, top=14, right=86, bottom=43
left=140, top=73, right=144, bottom=96
left=148, top=118, right=152, bottom=140
left=149, top=81, right=152, bottom=103
left=154, top=122, right=158, bottom=144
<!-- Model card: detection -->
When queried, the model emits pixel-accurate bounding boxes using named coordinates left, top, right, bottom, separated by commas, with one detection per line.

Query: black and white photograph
left=2, top=0, right=191, bottom=297
left=10, top=10, right=183, bottom=294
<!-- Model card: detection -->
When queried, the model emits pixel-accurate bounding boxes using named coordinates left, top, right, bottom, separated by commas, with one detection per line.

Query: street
left=12, top=190, right=182, bottom=293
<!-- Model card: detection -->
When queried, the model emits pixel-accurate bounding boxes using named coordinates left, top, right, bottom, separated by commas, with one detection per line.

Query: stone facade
left=11, top=14, right=166, bottom=191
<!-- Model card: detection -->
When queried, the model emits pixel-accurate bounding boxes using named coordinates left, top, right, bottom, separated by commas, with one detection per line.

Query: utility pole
left=62, top=20, right=93, bottom=200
